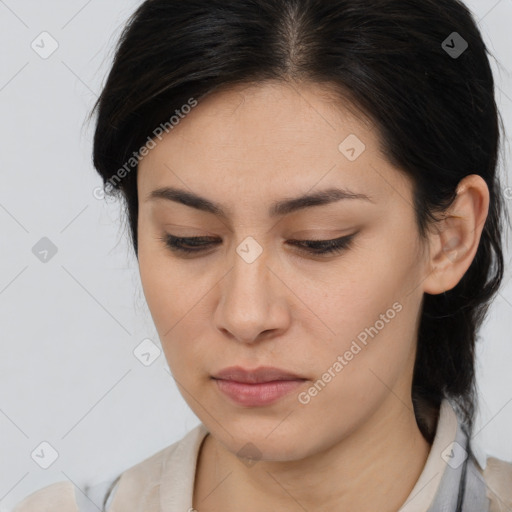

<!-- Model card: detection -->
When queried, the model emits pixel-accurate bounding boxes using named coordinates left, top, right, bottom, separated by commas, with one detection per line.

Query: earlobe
left=422, top=174, right=490, bottom=295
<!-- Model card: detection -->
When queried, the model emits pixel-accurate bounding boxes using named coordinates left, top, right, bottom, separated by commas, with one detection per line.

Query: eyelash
left=159, top=233, right=357, bottom=257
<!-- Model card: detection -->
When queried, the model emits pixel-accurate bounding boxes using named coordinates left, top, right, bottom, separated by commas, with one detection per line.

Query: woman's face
left=137, top=81, right=432, bottom=461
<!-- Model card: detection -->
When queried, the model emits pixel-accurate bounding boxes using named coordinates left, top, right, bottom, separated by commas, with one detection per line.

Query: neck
left=193, top=395, right=433, bottom=512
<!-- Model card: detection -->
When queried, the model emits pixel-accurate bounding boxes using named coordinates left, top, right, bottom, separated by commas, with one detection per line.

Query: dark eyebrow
left=146, top=186, right=374, bottom=218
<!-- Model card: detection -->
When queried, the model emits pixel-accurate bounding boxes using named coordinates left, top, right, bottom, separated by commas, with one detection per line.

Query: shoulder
left=117, top=423, right=208, bottom=484
left=11, top=425, right=207, bottom=512
left=11, top=481, right=79, bottom=512
left=108, top=424, right=208, bottom=510
left=113, top=429, right=187, bottom=488
left=478, top=456, right=512, bottom=511
left=11, top=478, right=119, bottom=512
left=11, top=479, right=118, bottom=512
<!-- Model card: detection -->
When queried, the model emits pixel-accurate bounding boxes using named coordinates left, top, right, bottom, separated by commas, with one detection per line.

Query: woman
left=13, top=0, right=512, bottom=511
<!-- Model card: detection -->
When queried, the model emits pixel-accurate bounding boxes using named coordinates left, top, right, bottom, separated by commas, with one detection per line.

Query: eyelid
left=160, top=232, right=358, bottom=257
left=161, top=233, right=352, bottom=243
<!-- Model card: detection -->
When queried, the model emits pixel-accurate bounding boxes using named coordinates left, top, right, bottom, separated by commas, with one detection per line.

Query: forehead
left=137, top=81, right=408, bottom=213
left=156, top=80, right=374, bottom=148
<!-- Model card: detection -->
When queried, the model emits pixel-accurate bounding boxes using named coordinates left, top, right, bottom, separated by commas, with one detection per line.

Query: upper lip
left=212, top=366, right=306, bottom=383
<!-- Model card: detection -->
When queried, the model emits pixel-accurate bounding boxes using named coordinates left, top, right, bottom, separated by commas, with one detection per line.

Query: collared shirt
left=12, top=399, right=512, bottom=512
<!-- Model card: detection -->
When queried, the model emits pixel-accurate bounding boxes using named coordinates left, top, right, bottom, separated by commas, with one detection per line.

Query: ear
left=423, top=174, right=490, bottom=295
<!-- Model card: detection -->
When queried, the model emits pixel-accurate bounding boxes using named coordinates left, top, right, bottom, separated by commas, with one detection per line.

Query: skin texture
left=136, top=80, right=489, bottom=511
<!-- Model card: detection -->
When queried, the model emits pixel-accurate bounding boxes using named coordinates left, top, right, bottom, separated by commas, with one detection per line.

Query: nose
left=214, top=244, right=291, bottom=344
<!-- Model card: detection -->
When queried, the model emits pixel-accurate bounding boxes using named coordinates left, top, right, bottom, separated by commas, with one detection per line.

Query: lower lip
left=213, top=378, right=306, bottom=406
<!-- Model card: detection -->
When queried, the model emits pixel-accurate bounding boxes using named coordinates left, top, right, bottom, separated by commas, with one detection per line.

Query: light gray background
left=0, top=0, right=511, bottom=510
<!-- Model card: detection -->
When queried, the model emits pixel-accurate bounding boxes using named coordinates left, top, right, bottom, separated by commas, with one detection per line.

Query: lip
left=211, top=366, right=307, bottom=407
left=212, top=365, right=305, bottom=383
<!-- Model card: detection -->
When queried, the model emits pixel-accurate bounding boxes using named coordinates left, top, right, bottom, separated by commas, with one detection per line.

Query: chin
left=210, top=418, right=317, bottom=462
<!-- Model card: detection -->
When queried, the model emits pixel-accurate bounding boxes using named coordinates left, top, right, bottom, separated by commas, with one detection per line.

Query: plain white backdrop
left=0, top=0, right=511, bottom=510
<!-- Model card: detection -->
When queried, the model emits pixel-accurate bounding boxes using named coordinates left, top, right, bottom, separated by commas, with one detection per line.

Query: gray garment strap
left=460, top=457, right=491, bottom=512
left=427, top=410, right=490, bottom=512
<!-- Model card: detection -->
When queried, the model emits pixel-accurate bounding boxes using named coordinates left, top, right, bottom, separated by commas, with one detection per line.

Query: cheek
left=138, top=220, right=192, bottom=318
left=304, top=304, right=415, bottom=423
left=310, top=248, right=420, bottom=395
left=137, top=236, right=214, bottom=374
left=137, top=235, right=189, bottom=341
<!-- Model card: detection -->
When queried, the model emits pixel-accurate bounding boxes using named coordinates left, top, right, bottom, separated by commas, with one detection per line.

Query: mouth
left=211, top=366, right=307, bottom=406
left=211, top=365, right=306, bottom=383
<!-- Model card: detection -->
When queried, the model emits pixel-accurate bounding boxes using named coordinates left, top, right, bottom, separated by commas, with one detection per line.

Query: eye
left=159, top=233, right=357, bottom=257
left=159, top=235, right=220, bottom=255
left=287, top=233, right=356, bottom=255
